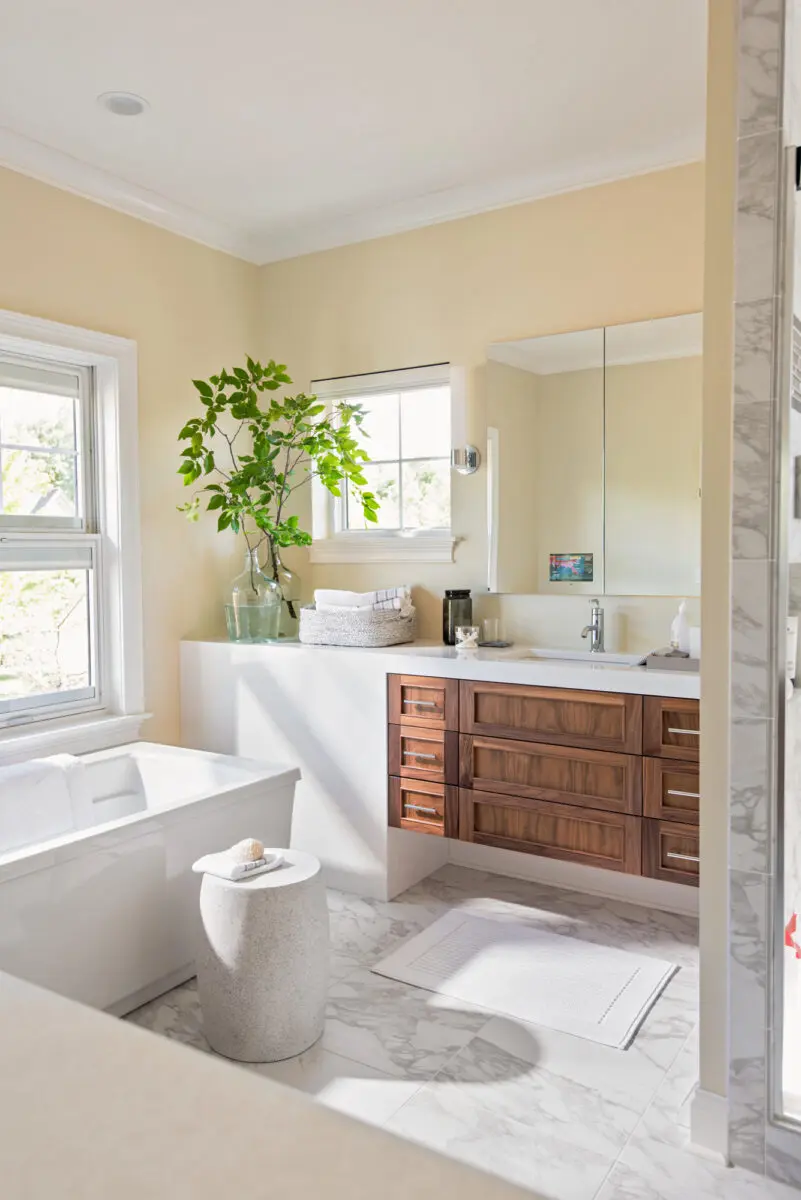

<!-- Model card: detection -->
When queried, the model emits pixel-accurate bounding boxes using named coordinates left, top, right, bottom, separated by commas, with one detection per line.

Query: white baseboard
left=690, top=1088, right=729, bottom=1163
left=448, top=842, right=700, bottom=917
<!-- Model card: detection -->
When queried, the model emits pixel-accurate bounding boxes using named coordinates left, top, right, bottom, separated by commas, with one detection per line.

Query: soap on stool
left=228, top=838, right=265, bottom=864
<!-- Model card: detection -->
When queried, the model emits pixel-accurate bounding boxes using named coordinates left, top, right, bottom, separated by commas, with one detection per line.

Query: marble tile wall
left=728, top=0, right=801, bottom=1182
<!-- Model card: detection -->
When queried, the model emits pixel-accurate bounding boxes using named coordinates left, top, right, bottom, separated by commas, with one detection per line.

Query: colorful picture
left=549, top=553, right=594, bottom=582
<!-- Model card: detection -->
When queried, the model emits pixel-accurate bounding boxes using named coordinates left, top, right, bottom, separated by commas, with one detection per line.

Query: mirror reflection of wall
left=486, top=312, right=702, bottom=597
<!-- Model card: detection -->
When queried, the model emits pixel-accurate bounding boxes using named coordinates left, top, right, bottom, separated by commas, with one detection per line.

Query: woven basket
left=298, top=604, right=417, bottom=648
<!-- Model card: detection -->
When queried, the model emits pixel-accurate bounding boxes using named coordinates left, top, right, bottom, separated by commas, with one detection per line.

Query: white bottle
left=670, top=600, right=691, bottom=654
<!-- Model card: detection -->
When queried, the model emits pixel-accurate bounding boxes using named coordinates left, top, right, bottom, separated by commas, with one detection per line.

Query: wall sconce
left=451, top=446, right=481, bottom=475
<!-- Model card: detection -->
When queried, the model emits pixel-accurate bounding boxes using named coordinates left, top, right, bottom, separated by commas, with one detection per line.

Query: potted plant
left=177, top=356, right=378, bottom=640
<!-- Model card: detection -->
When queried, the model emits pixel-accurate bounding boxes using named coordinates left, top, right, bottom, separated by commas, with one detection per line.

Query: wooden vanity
left=387, top=674, right=700, bottom=887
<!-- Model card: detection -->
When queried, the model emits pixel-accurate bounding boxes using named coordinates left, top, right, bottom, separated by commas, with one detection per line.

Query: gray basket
left=298, top=604, right=417, bottom=648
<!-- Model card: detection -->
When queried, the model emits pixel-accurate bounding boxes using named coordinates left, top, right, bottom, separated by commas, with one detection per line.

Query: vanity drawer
left=388, top=778, right=459, bottom=838
left=642, top=819, right=700, bottom=886
left=459, top=734, right=642, bottom=815
left=458, top=788, right=642, bottom=874
left=460, top=681, right=643, bottom=754
left=643, top=757, right=700, bottom=824
left=388, top=675, right=459, bottom=730
left=388, top=725, right=458, bottom=783
left=643, top=697, right=700, bottom=761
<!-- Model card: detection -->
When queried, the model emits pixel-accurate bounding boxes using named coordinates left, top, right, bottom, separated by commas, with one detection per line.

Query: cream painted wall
left=259, top=162, right=705, bottom=652
left=0, top=166, right=260, bottom=744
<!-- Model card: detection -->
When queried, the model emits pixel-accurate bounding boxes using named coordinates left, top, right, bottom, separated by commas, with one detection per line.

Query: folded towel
left=314, top=586, right=411, bottom=611
left=192, top=849, right=284, bottom=882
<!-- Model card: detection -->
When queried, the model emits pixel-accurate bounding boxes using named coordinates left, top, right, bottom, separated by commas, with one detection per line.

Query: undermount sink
left=527, top=647, right=644, bottom=667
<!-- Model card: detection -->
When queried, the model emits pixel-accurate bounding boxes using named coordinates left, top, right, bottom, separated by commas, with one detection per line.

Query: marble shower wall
left=729, top=0, right=801, bottom=1183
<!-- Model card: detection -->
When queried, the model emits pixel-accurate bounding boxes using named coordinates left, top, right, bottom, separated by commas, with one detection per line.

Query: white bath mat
left=372, top=910, right=677, bottom=1049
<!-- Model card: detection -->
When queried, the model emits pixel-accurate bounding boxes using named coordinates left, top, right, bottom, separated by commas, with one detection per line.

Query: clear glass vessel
left=266, top=545, right=302, bottom=640
left=225, top=549, right=281, bottom=643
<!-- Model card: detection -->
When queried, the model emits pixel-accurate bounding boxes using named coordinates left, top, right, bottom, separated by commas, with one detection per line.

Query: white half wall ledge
left=690, top=1088, right=730, bottom=1165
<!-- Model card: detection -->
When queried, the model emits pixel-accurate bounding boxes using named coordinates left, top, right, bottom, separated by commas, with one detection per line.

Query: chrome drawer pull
left=403, top=699, right=437, bottom=707
left=666, top=851, right=700, bottom=864
left=666, top=789, right=701, bottom=800
left=667, top=727, right=700, bottom=736
left=404, top=804, right=439, bottom=816
left=403, top=751, right=437, bottom=760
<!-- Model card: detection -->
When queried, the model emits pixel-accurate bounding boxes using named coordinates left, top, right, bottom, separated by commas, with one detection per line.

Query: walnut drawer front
left=643, top=697, right=700, bottom=761
left=642, top=819, right=699, bottom=886
left=388, top=725, right=458, bottom=783
left=643, top=758, right=700, bottom=824
left=388, top=675, right=459, bottom=730
left=460, top=681, right=642, bottom=754
left=388, top=778, right=459, bottom=838
left=459, top=734, right=642, bottom=816
left=459, top=788, right=642, bottom=874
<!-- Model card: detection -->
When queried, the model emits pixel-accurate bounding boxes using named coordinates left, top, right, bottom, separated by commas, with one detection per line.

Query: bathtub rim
left=0, top=742, right=300, bottom=885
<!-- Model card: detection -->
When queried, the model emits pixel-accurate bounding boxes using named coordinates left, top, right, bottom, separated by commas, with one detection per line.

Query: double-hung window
left=310, top=363, right=456, bottom=563
left=0, top=355, right=100, bottom=727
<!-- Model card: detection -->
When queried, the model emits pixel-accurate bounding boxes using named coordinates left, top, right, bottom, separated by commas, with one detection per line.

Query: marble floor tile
left=599, top=1136, right=801, bottom=1200
left=624, top=1026, right=698, bottom=1152
left=126, top=979, right=210, bottom=1052
left=327, top=887, right=447, bottom=978
left=387, top=1083, right=614, bottom=1200
left=323, top=967, right=492, bottom=1080
left=249, top=1042, right=422, bottom=1127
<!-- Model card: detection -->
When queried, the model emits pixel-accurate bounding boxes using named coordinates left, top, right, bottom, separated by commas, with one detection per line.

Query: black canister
left=442, top=589, right=472, bottom=646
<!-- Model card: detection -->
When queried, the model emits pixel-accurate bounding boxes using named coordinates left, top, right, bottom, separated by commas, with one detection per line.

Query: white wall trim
left=690, top=1088, right=729, bottom=1164
left=308, top=531, right=456, bottom=565
left=0, top=125, right=701, bottom=266
left=0, top=713, right=149, bottom=765
left=0, top=309, right=146, bottom=754
left=0, top=128, right=253, bottom=262
left=448, top=841, right=700, bottom=917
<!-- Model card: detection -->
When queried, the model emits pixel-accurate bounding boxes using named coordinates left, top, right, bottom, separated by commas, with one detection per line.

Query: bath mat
left=372, top=910, right=676, bottom=1049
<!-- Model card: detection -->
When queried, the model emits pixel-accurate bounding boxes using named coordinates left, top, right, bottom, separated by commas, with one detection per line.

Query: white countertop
left=0, top=970, right=536, bottom=1200
left=190, top=637, right=700, bottom=699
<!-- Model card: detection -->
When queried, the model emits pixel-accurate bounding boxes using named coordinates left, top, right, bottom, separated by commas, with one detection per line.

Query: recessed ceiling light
left=97, top=92, right=150, bottom=117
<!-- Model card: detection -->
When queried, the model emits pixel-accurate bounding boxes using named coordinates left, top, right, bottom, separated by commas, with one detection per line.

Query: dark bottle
left=443, top=589, right=472, bottom=646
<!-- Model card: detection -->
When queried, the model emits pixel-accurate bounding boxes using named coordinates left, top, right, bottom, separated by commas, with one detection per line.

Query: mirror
left=486, top=312, right=702, bottom=596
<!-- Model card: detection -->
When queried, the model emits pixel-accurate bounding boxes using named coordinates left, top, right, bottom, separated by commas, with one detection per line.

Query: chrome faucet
left=581, top=599, right=605, bottom=653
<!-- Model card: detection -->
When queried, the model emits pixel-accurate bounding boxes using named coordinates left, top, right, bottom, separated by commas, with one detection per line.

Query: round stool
left=194, top=850, right=329, bottom=1063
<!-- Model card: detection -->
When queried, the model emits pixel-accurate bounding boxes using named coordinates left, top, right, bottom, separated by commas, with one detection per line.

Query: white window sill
left=0, top=712, right=151, bottom=765
left=308, top=532, right=456, bottom=564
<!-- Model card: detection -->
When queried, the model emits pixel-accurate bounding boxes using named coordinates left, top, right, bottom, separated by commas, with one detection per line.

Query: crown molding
left=0, top=123, right=703, bottom=267
left=248, top=139, right=704, bottom=264
left=0, top=125, right=254, bottom=262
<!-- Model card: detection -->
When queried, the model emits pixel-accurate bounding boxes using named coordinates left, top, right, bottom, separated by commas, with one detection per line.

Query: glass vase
left=225, top=549, right=281, bottom=643
left=265, top=544, right=302, bottom=640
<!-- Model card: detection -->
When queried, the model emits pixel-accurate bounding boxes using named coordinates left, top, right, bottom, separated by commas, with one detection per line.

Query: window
left=0, top=311, right=143, bottom=750
left=310, top=363, right=456, bottom=563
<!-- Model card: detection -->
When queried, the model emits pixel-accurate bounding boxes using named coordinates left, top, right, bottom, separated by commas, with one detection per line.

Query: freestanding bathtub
left=0, top=743, right=299, bottom=1014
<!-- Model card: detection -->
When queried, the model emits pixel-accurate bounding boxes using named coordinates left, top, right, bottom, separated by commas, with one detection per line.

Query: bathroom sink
left=527, top=647, right=643, bottom=666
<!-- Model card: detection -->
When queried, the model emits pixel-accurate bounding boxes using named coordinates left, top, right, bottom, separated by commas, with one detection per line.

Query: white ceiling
left=0, top=1, right=707, bottom=264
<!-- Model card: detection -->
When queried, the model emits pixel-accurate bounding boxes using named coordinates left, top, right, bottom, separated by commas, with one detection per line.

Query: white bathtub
left=0, top=742, right=299, bottom=1014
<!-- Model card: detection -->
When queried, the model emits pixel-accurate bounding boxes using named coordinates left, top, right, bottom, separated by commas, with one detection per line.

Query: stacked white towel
left=314, top=586, right=412, bottom=615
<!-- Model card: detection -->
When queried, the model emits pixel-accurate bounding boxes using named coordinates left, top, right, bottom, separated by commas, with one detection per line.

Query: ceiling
left=0, top=1, right=707, bottom=264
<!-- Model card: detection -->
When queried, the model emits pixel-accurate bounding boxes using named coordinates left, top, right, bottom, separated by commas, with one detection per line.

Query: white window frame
left=309, top=363, right=459, bottom=564
left=0, top=310, right=145, bottom=762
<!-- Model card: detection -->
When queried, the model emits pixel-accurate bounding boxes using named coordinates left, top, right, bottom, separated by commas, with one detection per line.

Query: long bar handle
left=667, top=727, right=700, bottom=736
left=666, top=789, right=701, bottom=800
left=404, top=804, right=440, bottom=816
left=403, top=751, right=437, bottom=761
left=403, top=699, right=437, bottom=707
left=666, top=851, right=700, bottom=864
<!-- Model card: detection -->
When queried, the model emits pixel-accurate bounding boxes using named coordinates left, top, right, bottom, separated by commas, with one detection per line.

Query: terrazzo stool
left=194, top=850, right=329, bottom=1063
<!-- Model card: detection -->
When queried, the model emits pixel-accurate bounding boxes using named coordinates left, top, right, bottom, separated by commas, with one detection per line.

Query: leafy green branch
left=177, top=357, right=379, bottom=569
